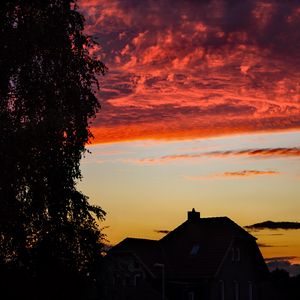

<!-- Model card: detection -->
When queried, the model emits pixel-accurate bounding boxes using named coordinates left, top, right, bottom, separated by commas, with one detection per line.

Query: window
left=134, top=274, right=141, bottom=286
left=115, top=275, right=121, bottom=286
left=188, top=291, right=195, bottom=300
left=236, top=248, right=240, bottom=262
left=219, top=280, right=225, bottom=300
left=190, top=244, right=200, bottom=256
left=248, top=281, right=253, bottom=300
left=231, top=247, right=241, bottom=262
left=125, top=275, right=130, bottom=286
left=234, top=281, right=239, bottom=300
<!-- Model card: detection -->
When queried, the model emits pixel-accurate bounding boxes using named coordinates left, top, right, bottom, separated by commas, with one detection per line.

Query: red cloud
left=125, top=147, right=300, bottom=165
left=79, top=0, right=300, bottom=144
left=207, top=147, right=300, bottom=158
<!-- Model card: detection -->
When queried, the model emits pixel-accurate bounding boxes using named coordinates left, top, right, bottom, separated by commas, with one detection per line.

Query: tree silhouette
left=0, top=1, right=106, bottom=298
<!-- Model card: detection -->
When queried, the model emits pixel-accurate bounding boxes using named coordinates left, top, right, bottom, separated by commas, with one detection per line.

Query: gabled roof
left=109, top=212, right=259, bottom=280
left=109, top=237, right=163, bottom=277
left=159, top=216, right=255, bottom=279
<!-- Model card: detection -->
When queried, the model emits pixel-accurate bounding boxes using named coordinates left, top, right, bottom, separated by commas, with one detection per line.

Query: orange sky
left=79, top=132, right=300, bottom=274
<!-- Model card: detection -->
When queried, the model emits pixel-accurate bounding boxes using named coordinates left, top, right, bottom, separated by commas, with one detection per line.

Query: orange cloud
left=79, top=0, right=300, bottom=144
left=185, top=170, right=279, bottom=180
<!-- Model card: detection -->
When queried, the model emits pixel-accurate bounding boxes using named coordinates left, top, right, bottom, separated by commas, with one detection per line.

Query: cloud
left=89, top=149, right=126, bottom=156
left=257, top=242, right=274, bottom=248
left=222, top=170, right=278, bottom=177
left=154, top=229, right=170, bottom=234
left=265, top=256, right=298, bottom=262
left=124, top=147, right=300, bottom=165
left=257, top=242, right=287, bottom=248
left=266, top=257, right=300, bottom=277
left=185, top=169, right=279, bottom=180
left=205, top=147, right=300, bottom=158
left=78, top=0, right=300, bottom=143
left=255, top=233, right=284, bottom=236
left=245, top=221, right=300, bottom=230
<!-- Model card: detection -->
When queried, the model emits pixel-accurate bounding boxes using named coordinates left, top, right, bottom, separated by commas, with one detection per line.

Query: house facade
left=104, top=209, right=271, bottom=300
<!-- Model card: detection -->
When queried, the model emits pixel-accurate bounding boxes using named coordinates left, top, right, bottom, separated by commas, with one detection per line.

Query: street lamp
left=154, top=263, right=165, bottom=300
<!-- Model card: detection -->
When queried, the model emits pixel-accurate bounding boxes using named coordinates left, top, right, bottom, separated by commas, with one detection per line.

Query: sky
left=78, top=0, right=300, bottom=274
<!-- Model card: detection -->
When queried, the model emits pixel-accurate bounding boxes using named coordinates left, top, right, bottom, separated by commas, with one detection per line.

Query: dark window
left=231, top=247, right=241, bottom=262
left=236, top=248, right=240, bottom=261
left=188, top=291, right=195, bottom=300
left=190, top=244, right=200, bottom=255
left=125, top=275, right=130, bottom=286
left=248, top=281, right=253, bottom=300
left=231, top=247, right=235, bottom=261
left=234, top=281, right=239, bottom=300
left=219, top=280, right=225, bottom=300
left=134, top=274, right=141, bottom=286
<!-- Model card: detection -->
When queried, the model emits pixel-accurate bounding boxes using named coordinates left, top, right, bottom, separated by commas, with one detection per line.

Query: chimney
left=188, top=208, right=200, bottom=221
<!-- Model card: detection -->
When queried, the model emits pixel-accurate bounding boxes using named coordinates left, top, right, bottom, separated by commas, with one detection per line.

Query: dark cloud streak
left=134, top=147, right=300, bottom=164
left=245, top=221, right=300, bottom=230
left=154, top=229, right=170, bottom=234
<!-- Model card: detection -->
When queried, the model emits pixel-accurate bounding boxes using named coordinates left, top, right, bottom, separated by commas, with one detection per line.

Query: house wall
left=102, top=253, right=156, bottom=300
left=212, top=237, right=269, bottom=300
left=166, top=280, right=210, bottom=300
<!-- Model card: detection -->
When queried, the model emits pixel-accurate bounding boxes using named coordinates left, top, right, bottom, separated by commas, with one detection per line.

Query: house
left=104, top=209, right=271, bottom=300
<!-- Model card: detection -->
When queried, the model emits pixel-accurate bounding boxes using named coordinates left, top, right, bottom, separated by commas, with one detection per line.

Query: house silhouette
left=104, top=209, right=271, bottom=300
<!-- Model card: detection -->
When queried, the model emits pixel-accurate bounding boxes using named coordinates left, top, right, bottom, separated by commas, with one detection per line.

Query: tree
left=0, top=1, right=106, bottom=298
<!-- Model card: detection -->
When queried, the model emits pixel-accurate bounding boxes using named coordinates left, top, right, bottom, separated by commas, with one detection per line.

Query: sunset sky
left=78, top=0, right=300, bottom=273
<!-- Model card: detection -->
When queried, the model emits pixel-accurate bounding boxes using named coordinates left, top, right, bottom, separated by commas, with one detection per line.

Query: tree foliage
left=0, top=0, right=106, bottom=298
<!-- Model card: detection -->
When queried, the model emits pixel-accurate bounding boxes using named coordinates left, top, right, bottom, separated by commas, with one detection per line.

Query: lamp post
left=154, top=263, right=165, bottom=300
